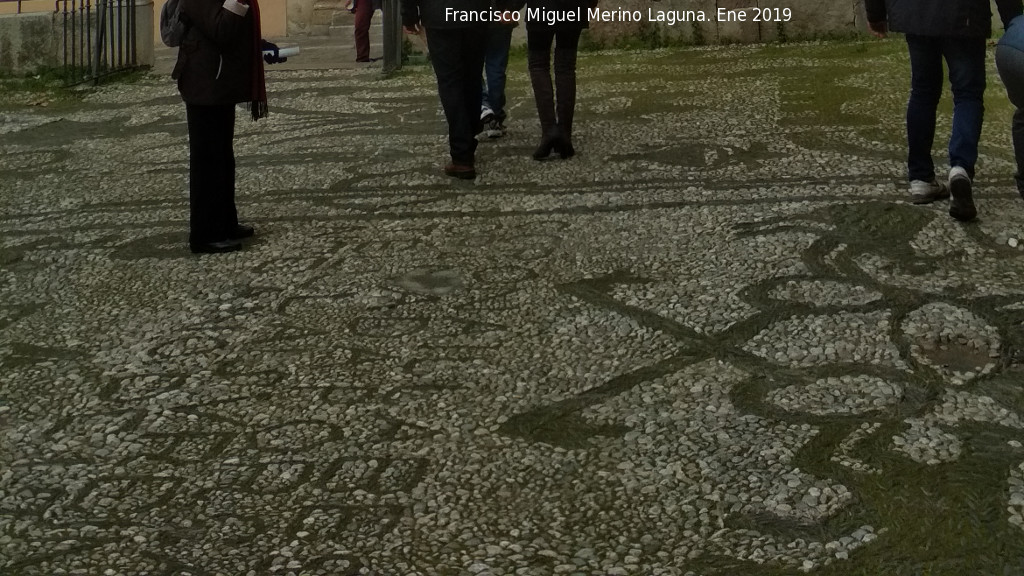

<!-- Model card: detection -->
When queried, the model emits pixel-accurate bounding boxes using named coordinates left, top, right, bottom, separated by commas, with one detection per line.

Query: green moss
left=0, top=65, right=152, bottom=110
left=0, top=67, right=80, bottom=110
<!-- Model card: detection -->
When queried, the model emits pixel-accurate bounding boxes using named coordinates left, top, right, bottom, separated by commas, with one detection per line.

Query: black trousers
left=426, top=26, right=487, bottom=164
left=527, top=27, right=582, bottom=137
left=186, top=103, right=239, bottom=246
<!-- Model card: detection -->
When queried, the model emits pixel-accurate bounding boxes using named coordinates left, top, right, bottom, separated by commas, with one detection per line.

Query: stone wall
left=0, top=1, right=153, bottom=75
left=0, top=12, right=59, bottom=73
left=288, top=0, right=309, bottom=35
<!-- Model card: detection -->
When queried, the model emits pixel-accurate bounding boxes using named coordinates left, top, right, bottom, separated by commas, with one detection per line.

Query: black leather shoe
left=190, top=239, right=242, bottom=254
left=229, top=224, right=255, bottom=239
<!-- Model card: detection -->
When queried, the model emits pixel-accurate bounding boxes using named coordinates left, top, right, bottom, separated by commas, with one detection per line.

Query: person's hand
left=403, top=22, right=422, bottom=35
left=867, top=20, right=887, bottom=39
left=262, top=40, right=287, bottom=64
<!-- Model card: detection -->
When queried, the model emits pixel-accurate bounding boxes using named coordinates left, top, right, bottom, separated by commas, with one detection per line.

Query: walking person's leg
left=461, top=25, right=487, bottom=140
left=483, top=24, right=513, bottom=136
left=481, top=77, right=493, bottom=124
left=426, top=27, right=481, bottom=177
left=944, top=36, right=987, bottom=221
left=997, top=44, right=1024, bottom=198
left=353, top=0, right=373, bottom=62
left=527, top=28, right=557, bottom=159
left=1015, top=108, right=1024, bottom=198
left=905, top=34, right=947, bottom=204
left=552, top=27, right=582, bottom=158
left=480, top=30, right=496, bottom=124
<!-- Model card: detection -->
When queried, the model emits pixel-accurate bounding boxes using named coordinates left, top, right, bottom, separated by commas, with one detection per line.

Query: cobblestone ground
left=3, top=41, right=1024, bottom=575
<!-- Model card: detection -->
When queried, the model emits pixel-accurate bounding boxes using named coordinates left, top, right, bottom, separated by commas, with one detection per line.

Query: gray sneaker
left=485, top=118, right=506, bottom=139
left=909, top=179, right=949, bottom=205
left=948, top=166, right=977, bottom=222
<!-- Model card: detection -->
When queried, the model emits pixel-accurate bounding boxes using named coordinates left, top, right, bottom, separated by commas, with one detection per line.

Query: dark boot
left=553, top=30, right=579, bottom=159
left=529, top=58, right=558, bottom=160
left=533, top=129, right=557, bottom=161
left=555, top=125, right=574, bottom=159
left=554, top=68, right=576, bottom=159
left=535, top=125, right=567, bottom=161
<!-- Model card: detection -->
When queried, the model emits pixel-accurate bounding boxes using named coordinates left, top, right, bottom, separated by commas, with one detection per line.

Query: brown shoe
left=444, top=163, right=476, bottom=180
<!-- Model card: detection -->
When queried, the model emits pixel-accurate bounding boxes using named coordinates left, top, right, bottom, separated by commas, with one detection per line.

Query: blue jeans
left=996, top=44, right=1024, bottom=195
left=905, top=35, right=987, bottom=182
left=482, top=25, right=514, bottom=121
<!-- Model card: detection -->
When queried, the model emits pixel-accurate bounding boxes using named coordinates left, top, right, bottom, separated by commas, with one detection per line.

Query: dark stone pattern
left=2, top=44, right=1024, bottom=574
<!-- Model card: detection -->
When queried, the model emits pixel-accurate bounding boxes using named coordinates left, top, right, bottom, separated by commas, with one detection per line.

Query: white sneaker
left=480, top=107, right=494, bottom=123
left=948, top=166, right=977, bottom=221
left=908, top=179, right=949, bottom=205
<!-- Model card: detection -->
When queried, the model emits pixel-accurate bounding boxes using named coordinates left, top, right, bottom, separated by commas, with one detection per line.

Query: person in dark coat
left=997, top=14, right=1024, bottom=199
left=402, top=0, right=493, bottom=179
left=865, top=0, right=1022, bottom=222
left=172, top=0, right=285, bottom=254
left=515, top=0, right=595, bottom=160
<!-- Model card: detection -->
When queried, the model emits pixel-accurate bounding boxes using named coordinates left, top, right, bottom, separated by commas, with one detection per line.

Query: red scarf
left=245, top=0, right=268, bottom=121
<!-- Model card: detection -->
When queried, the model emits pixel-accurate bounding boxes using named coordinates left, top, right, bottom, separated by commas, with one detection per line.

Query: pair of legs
left=482, top=24, right=514, bottom=126
left=995, top=43, right=1024, bottom=197
left=905, top=34, right=987, bottom=181
left=186, top=104, right=243, bottom=252
left=426, top=25, right=487, bottom=174
left=527, top=26, right=582, bottom=159
left=905, top=34, right=986, bottom=220
left=353, top=1, right=378, bottom=62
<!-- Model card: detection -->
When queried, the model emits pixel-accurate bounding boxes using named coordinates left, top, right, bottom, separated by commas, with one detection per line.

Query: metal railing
left=55, top=0, right=139, bottom=85
left=381, top=0, right=402, bottom=75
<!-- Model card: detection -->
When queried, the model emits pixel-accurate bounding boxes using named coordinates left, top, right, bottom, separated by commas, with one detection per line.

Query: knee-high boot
left=553, top=57, right=577, bottom=159
left=529, top=55, right=560, bottom=160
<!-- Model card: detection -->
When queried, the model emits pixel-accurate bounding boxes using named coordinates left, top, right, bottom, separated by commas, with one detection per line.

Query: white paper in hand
left=263, top=46, right=301, bottom=58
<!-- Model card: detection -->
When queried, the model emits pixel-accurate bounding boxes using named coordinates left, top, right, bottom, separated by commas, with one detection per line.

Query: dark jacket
left=402, top=0, right=493, bottom=29
left=514, top=0, right=595, bottom=31
left=172, top=0, right=255, bottom=105
left=865, top=0, right=1022, bottom=37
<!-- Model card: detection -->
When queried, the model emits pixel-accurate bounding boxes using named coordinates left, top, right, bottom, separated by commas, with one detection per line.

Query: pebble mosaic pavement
left=3, top=41, right=1024, bottom=575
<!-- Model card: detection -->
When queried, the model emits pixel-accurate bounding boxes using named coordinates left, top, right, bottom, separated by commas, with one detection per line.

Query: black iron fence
left=381, top=0, right=401, bottom=74
left=56, top=0, right=139, bottom=85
